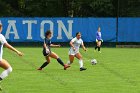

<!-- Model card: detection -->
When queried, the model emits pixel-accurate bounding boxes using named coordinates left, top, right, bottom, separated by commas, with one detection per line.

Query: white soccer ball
left=91, top=59, right=97, bottom=65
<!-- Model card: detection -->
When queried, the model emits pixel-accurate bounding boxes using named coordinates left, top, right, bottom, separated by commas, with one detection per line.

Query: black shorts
left=98, top=40, right=102, bottom=41
left=42, top=48, right=51, bottom=56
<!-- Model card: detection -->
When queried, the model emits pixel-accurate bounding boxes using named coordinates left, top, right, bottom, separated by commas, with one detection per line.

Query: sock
left=40, top=62, right=49, bottom=69
left=0, top=67, right=12, bottom=80
left=57, top=58, right=64, bottom=66
left=0, top=77, right=2, bottom=81
left=67, top=61, right=72, bottom=65
left=98, top=47, right=100, bottom=51
left=95, top=46, right=98, bottom=50
left=79, top=60, right=83, bottom=68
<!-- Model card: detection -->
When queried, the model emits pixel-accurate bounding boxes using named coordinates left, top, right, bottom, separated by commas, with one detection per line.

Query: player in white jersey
left=0, top=23, right=23, bottom=89
left=67, top=32, right=87, bottom=71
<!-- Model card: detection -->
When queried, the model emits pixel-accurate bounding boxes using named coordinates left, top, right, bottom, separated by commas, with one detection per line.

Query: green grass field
left=0, top=47, right=140, bottom=93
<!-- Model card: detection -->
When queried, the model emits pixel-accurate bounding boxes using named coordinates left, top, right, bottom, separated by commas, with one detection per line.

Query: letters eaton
left=0, top=19, right=73, bottom=40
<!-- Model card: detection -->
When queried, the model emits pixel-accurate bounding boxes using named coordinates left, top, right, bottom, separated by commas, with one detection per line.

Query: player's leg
left=67, top=49, right=75, bottom=65
left=49, top=52, right=70, bottom=70
left=38, top=56, right=50, bottom=70
left=95, top=42, right=98, bottom=50
left=0, top=59, right=12, bottom=81
left=38, top=49, right=51, bottom=70
left=67, top=55, right=74, bottom=65
left=95, top=39, right=98, bottom=51
left=75, top=53, right=87, bottom=71
left=97, top=41, right=101, bottom=52
left=49, top=52, right=64, bottom=66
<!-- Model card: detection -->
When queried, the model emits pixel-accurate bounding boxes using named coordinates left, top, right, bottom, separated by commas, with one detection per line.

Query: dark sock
left=57, top=58, right=64, bottom=66
left=98, top=47, right=100, bottom=51
left=0, top=77, right=2, bottom=81
left=95, top=46, right=98, bottom=50
left=40, top=62, right=49, bottom=69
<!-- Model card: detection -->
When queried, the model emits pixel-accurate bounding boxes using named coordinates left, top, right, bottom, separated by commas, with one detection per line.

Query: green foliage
left=71, top=0, right=116, bottom=17
left=0, top=0, right=140, bottom=17
left=119, top=0, right=140, bottom=17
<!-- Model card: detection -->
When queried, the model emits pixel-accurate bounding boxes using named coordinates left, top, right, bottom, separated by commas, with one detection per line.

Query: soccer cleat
left=64, top=64, right=70, bottom=70
left=37, top=68, right=42, bottom=70
left=80, top=67, right=87, bottom=71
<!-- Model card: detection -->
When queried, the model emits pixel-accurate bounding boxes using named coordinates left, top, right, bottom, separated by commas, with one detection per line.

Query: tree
left=0, top=0, right=140, bottom=17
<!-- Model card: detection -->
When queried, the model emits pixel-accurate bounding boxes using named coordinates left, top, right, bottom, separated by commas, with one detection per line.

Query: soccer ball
left=91, top=59, right=97, bottom=65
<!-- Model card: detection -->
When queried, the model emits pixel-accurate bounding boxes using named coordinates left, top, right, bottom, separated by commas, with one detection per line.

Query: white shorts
left=68, top=48, right=79, bottom=55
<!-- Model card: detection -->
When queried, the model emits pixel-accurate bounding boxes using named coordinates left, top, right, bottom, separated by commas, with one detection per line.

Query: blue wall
left=118, top=18, right=140, bottom=42
left=0, top=17, right=140, bottom=42
left=0, top=18, right=116, bottom=42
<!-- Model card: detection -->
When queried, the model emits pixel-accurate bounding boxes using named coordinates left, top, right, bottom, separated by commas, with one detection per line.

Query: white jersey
left=69, top=37, right=83, bottom=55
left=71, top=37, right=83, bottom=49
left=0, top=34, right=7, bottom=61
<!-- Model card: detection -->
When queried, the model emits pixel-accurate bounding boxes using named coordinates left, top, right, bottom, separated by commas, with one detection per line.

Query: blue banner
left=118, top=18, right=140, bottom=42
left=0, top=18, right=116, bottom=42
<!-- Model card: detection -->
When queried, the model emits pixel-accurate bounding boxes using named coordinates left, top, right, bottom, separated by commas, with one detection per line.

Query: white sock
left=67, top=61, right=72, bottom=65
left=0, top=67, right=12, bottom=80
left=79, top=60, right=83, bottom=68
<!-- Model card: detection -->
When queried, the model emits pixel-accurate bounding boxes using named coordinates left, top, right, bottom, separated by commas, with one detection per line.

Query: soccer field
left=1, top=47, right=140, bottom=93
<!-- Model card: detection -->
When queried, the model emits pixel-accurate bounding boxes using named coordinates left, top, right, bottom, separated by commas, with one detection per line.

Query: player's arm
left=50, top=44, right=60, bottom=47
left=44, top=42, right=47, bottom=49
left=70, top=40, right=76, bottom=51
left=43, top=41, right=48, bottom=49
left=43, top=41, right=51, bottom=54
left=81, top=42, right=87, bottom=51
left=4, top=43, right=23, bottom=56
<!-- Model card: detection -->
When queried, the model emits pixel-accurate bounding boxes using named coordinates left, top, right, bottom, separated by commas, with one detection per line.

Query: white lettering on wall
left=5, top=20, right=19, bottom=39
left=23, top=20, right=37, bottom=39
left=40, top=20, right=54, bottom=39
left=57, top=20, right=73, bottom=39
